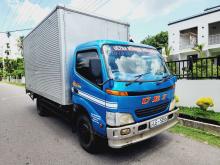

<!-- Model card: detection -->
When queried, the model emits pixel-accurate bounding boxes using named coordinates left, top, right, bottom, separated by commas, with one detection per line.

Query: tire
left=36, top=98, right=50, bottom=117
left=76, top=114, right=100, bottom=153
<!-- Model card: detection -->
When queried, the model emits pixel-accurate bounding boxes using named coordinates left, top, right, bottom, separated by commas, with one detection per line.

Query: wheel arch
left=73, top=96, right=106, bottom=136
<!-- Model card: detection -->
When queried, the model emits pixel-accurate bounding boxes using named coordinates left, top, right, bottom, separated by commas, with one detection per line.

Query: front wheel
left=76, top=114, right=100, bottom=153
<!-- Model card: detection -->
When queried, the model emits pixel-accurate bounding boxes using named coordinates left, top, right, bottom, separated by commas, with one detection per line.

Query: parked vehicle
left=23, top=6, right=179, bottom=153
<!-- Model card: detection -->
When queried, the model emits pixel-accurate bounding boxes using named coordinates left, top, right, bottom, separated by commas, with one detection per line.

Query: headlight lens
left=169, top=99, right=176, bottom=111
left=106, top=112, right=134, bottom=126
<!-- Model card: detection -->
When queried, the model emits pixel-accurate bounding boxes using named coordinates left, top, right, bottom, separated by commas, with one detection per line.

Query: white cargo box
left=24, top=6, right=129, bottom=105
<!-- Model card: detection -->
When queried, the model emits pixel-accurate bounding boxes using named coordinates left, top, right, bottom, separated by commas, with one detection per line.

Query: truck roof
left=76, top=40, right=156, bottom=50
left=25, top=6, right=129, bottom=40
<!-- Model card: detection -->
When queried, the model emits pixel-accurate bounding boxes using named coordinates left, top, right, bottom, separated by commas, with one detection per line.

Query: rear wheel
left=76, top=114, right=100, bottom=153
left=36, top=98, right=50, bottom=116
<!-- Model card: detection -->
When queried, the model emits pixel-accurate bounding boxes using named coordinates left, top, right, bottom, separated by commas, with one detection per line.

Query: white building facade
left=168, top=5, right=220, bottom=60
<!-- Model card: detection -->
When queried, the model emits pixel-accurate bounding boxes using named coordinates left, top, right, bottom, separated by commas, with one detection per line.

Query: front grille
left=135, top=102, right=169, bottom=118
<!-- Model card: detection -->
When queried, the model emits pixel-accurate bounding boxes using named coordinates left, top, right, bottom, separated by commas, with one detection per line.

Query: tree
left=17, top=36, right=24, bottom=57
left=0, top=57, right=25, bottom=80
left=14, top=58, right=24, bottom=79
left=164, top=44, right=172, bottom=57
left=0, top=36, right=25, bottom=81
left=141, top=31, right=168, bottom=49
left=4, top=57, right=14, bottom=81
left=192, top=44, right=205, bottom=58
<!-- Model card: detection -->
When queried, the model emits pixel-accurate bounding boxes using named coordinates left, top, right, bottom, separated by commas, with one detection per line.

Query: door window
left=76, top=50, right=102, bottom=86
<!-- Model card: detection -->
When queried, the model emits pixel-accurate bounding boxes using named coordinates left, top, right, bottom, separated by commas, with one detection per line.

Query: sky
left=0, top=0, right=220, bottom=58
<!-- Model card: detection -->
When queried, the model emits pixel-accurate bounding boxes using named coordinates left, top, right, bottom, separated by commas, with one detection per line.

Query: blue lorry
left=24, top=6, right=178, bottom=153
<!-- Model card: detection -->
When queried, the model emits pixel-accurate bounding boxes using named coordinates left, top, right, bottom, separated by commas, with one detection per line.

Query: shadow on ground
left=27, top=102, right=171, bottom=163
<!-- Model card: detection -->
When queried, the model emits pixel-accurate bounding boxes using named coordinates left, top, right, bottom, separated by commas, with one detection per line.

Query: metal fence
left=166, top=56, right=220, bottom=79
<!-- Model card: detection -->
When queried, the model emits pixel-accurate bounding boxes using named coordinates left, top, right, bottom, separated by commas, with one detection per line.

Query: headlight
left=106, top=112, right=134, bottom=126
left=169, top=99, right=176, bottom=111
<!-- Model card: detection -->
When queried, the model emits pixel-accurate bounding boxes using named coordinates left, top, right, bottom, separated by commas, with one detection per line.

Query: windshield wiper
left=125, top=72, right=151, bottom=86
left=125, top=74, right=172, bottom=86
left=98, top=78, right=113, bottom=86
left=156, top=75, right=173, bottom=85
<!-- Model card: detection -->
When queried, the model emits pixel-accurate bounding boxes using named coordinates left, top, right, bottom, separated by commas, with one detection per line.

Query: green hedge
left=179, top=107, right=220, bottom=125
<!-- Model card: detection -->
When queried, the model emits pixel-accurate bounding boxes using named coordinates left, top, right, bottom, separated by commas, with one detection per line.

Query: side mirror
left=89, top=59, right=102, bottom=78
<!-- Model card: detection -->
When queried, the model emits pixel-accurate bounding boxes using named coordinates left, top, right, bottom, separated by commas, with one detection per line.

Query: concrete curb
left=178, top=117, right=220, bottom=136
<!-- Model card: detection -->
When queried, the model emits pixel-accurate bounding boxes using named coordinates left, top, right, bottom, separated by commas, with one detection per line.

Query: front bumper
left=107, top=108, right=179, bottom=148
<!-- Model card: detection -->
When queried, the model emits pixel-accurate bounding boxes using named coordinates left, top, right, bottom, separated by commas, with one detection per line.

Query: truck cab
left=72, top=40, right=178, bottom=151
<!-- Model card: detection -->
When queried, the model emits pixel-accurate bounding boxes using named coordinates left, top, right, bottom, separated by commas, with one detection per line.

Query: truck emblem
left=142, top=97, right=151, bottom=105
left=142, top=93, right=168, bottom=105
left=152, top=96, right=160, bottom=103
left=162, top=94, right=168, bottom=100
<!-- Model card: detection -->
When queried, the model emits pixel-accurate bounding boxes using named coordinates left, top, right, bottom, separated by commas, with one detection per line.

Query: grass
left=169, top=124, right=220, bottom=148
left=0, top=81, right=25, bottom=87
left=179, top=107, right=220, bottom=125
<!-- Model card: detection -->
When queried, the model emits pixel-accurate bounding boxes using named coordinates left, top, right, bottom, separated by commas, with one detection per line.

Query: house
left=168, top=5, right=220, bottom=60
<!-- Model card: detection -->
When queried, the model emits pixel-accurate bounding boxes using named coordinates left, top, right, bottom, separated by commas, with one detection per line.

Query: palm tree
left=164, top=44, right=172, bottom=57
left=17, top=36, right=24, bottom=57
left=162, top=44, right=172, bottom=62
left=192, top=44, right=205, bottom=58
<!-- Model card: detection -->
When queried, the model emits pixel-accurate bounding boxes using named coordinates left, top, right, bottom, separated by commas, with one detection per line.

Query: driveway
left=0, top=83, right=220, bottom=165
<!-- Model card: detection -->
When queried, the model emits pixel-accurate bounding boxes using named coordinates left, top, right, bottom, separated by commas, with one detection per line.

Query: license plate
left=150, top=116, right=168, bottom=128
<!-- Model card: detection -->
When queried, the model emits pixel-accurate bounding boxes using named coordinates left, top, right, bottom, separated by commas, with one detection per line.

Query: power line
left=75, top=0, right=109, bottom=14
left=92, top=0, right=110, bottom=12
left=0, top=28, right=33, bottom=34
left=83, top=0, right=102, bottom=12
left=1, top=2, right=14, bottom=31
left=13, top=0, right=42, bottom=31
left=75, top=0, right=88, bottom=10
left=4, top=0, right=23, bottom=32
left=3, top=0, right=111, bottom=34
left=80, top=0, right=97, bottom=11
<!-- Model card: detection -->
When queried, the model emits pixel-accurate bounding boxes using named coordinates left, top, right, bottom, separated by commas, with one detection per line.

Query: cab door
left=72, top=49, right=106, bottom=135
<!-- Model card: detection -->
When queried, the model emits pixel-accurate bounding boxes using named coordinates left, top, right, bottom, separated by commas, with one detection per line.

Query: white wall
left=168, top=10, right=220, bottom=56
left=176, top=80, right=220, bottom=112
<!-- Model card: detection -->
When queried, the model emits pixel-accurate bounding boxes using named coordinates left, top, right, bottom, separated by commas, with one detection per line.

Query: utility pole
left=0, top=34, right=5, bottom=80
left=6, top=32, right=10, bottom=81
left=2, top=46, right=5, bottom=80
left=1, top=32, right=11, bottom=81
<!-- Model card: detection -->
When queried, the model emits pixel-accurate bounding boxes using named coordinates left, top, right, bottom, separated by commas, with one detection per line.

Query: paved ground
left=0, top=83, right=220, bottom=165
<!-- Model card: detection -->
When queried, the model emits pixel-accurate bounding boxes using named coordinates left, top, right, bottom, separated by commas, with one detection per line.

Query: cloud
left=7, top=0, right=186, bottom=28
left=1, top=0, right=50, bottom=58
left=68, top=0, right=97, bottom=11
left=126, top=0, right=186, bottom=21
left=68, top=0, right=186, bottom=22
left=17, top=0, right=50, bottom=24
left=115, top=54, right=148, bottom=75
left=94, top=0, right=135, bottom=19
left=67, top=0, right=135, bottom=19
left=8, top=0, right=50, bottom=26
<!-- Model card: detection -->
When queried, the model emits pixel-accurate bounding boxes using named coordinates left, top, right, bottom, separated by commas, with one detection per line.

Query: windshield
left=102, top=44, right=170, bottom=81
